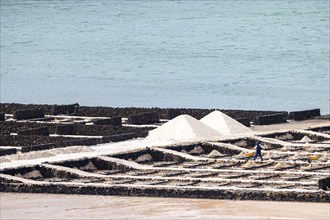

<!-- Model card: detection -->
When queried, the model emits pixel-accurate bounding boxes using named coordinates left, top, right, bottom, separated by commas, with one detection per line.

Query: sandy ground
left=250, top=119, right=329, bottom=133
left=0, top=193, right=329, bottom=220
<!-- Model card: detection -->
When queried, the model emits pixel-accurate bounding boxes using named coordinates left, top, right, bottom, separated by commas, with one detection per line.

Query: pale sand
left=1, top=193, right=329, bottom=220
left=250, top=119, right=330, bottom=133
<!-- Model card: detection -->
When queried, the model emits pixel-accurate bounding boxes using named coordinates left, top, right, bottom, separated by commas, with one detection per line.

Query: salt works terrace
left=0, top=104, right=329, bottom=202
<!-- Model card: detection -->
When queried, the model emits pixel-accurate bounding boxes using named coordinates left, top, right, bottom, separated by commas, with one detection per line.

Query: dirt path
left=1, top=193, right=329, bottom=220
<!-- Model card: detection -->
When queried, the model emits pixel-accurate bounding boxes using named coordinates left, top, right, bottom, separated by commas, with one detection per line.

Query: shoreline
left=1, top=192, right=329, bottom=220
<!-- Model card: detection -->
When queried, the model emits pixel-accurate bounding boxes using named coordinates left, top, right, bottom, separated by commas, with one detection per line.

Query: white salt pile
left=290, top=153, right=302, bottom=160
left=318, top=154, right=329, bottom=162
left=281, top=146, right=294, bottom=151
left=188, top=146, right=204, bottom=154
left=234, top=140, right=247, bottom=147
left=17, top=170, right=43, bottom=179
left=242, top=160, right=258, bottom=168
left=147, top=115, right=223, bottom=141
left=262, top=152, right=271, bottom=160
left=308, top=146, right=320, bottom=152
left=135, top=154, right=153, bottom=163
left=200, top=110, right=253, bottom=135
left=300, top=136, right=313, bottom=143
left=272, top=162, right=287, bottom=169
left=80, top=162, right=97, bottom=171
left=276, top=133, right=294, bottom=140
left=207, top=150, right=223, bottom=158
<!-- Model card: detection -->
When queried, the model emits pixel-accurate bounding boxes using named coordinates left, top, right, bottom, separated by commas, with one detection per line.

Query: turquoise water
left=1, top=0, right=329, bottom=113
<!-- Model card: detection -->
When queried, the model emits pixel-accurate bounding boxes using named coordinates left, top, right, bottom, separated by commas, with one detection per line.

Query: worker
left=253, top=141, right=263, bottom=161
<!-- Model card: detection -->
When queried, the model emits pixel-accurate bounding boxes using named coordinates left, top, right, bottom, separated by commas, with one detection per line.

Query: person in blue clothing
left=253, top=141, right=263, bottom=161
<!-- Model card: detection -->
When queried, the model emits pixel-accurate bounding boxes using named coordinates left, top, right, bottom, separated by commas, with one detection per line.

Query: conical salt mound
left=207, top=150, right=224, bottom=158
left=147, top=114, right=223, bottom=141
left=200, top=110, right=252, bottom=135
left=290, top=153, right=302, bottom=160
left=318, top=154, right=329, bottom=162
left=300, top=136, right=313, bottom=143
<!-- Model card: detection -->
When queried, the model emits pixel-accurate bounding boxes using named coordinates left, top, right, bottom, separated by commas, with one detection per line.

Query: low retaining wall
left=237, top=117, right=250, bottom=127
left=64, top=138, right=98, bottom=147
left=55, top=124, right=74, bottom=135
left=318, top=177, right=330, bottom=191
left=0, top=148, right=17, bottom=156
left=0, top=182, right=328, bottom=202
left=253, top=113, right=287, bottom=125
left=128, top=112, right=159, bottom=125
left=0, top=121, right=56, bottom=135
left=0, top=135, right=100, bottom=149
left=289, top=109, right=321, bottom=121
left=51, top=104, right=79, bottom=115
left=17, top=127, right=49, bottom=136
left=1, top=103, right=289, bottom=121
left=0, top=121, right=151, bottom=137
left=13, top=108, right=44, bottom=120
left=93, top=117, right=122, bottom=126
left=0, top=112, right=5, bottom=121
left=102, top=133, right=136, bottom=143
left=21, top=143, right=56, bottom=153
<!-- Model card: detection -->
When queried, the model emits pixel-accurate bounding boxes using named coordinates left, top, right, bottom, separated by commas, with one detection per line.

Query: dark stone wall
left=308, top=126, right=330, bottom=133
left=0, top=121, right=56, bottom=135
left=21, top=143, right=56, bottom=153
left=0, top=148, right=17, bottom=156
left=13, top=108, right=44, bottom=120
left=0, top=181, right=328, bottom=202
left=64, top=138, right=98, bottom=147
left=72, top=124, right=152, bottom=136
left=253, top=113, right=287, bottom=125
left=17, top=127, right=49, bottom=136
left=128, top=112, right=159, bottom=125
left=0, top=112, right=5, bottom=121
left=0, top=121, right=152, bottom=137
left=318, top=177, right=330, bottom=191
left=0, top=135, right=94, bottom=147
left=55, top=124, right=74, bottom=135
left=236, top=117, right=250, bottom=127
left=1, top=103, right=288, bottom=121
left=51, top=104, right=79, bottom=115
left=102, top=133, right=136, bottom=143
left=289, top=109, right=321, bottom=121
left=93, top=117, right=122, bottom=126
left=0, top=103, right=53, bottom=115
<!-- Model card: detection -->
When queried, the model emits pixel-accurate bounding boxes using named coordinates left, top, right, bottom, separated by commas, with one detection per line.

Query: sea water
left=1, top=0, right=329, bottom=113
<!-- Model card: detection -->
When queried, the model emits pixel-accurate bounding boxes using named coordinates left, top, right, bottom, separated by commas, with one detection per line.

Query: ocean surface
left=1, top=0, right=329, bottom=114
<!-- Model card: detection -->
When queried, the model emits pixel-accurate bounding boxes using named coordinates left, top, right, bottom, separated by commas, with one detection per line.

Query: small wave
left=178, top=17, right=206, bottom=20
left=13, top=40, right=34, bottom=45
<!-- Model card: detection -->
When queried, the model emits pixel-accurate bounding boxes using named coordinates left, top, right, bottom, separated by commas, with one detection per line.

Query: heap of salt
left=147, top=114, right=223, bottom=141
left=200, top=110, right=253, bottom=135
